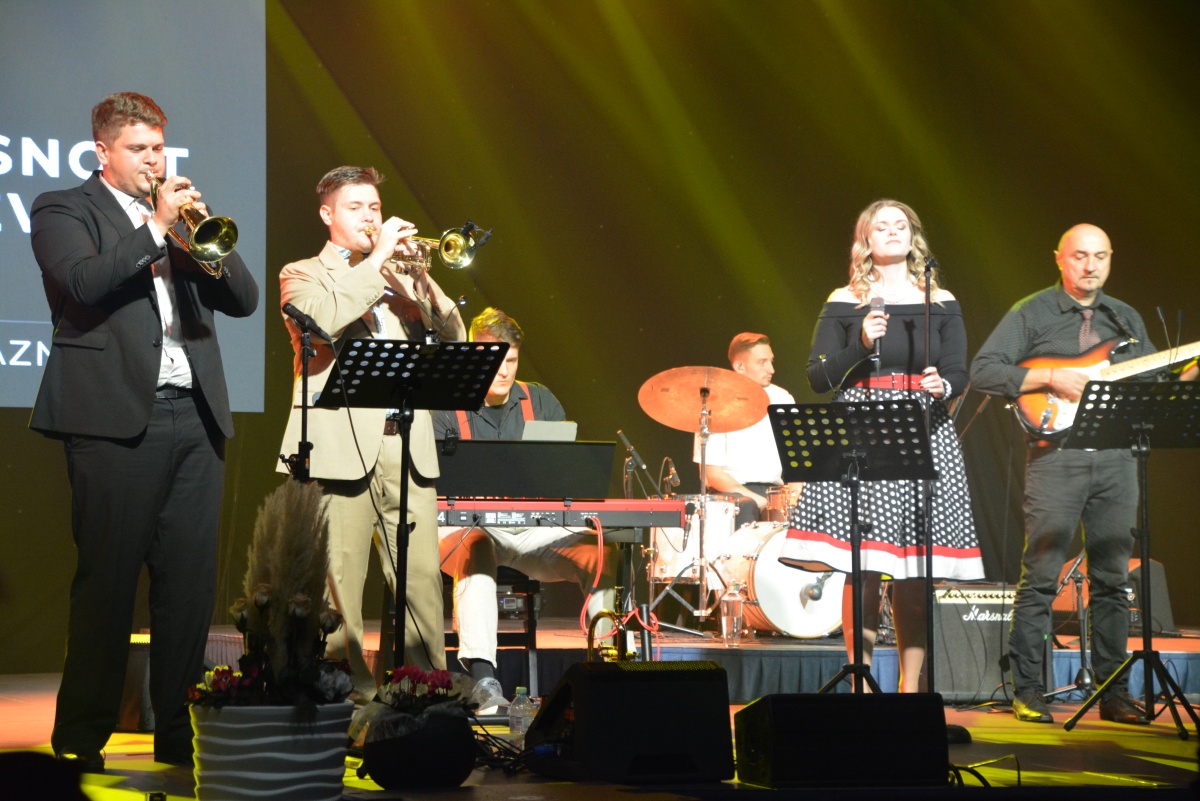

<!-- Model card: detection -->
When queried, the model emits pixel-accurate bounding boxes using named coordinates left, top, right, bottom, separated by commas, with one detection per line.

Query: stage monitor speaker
left=932, top=584, right=1013, bottom=703
left=1129, top=558, right=1176, bottom=633
left=734, top=693, right=948, bottom=789
left=524, top=660, right=733, bottom=783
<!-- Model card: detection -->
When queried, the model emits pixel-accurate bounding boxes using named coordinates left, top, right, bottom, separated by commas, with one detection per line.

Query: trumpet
left=147, top=174, right=238, bottom=277
left=362, top=222, right=481, bottom=273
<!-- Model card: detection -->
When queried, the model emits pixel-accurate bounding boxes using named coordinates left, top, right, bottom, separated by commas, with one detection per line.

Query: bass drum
left=716, top=522, right=844, bottom=638
left=649, top=494, right=740, bottom=584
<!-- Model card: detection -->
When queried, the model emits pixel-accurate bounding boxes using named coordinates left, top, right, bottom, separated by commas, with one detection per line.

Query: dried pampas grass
left=241, top=480, right=336, bottom=686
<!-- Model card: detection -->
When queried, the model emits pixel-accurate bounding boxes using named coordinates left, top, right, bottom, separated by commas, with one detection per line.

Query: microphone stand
left=921, top=257, right=969, bottom=743
left=1045, top=552, right=1095, bottom=701
left=280, top=325, right=316, bottom=482
left=921, top=258, right=935, bottom=695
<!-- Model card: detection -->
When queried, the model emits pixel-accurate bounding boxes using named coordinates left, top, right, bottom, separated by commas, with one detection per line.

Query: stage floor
left=2, top=618, right=1198, bottom=798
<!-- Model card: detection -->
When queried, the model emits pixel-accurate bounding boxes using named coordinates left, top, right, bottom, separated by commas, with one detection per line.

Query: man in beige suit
left=278, top=166, right=465, bottom=700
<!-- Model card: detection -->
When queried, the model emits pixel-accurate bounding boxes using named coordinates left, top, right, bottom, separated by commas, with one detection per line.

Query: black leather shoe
left=56, top=751, right=105, bottom=774
left=1099, top=693, right=1150, bottom=725
left=1013, top=690, right=1054, bottom=723
left=153, top=751, right=193, bottom=767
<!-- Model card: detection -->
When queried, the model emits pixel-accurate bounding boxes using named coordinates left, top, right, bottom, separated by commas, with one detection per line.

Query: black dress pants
left=1008, top=447, right=1137, bottom=695
left=52, top=395, right=224, bottom=760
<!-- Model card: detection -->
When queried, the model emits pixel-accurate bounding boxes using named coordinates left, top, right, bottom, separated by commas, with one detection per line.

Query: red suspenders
left=454, top=381, right=533, bottom=439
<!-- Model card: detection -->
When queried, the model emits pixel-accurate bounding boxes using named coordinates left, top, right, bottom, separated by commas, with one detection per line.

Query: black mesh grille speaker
left=524, top=660, right=734, bottom=783
left=932, top=584, right=1014, bottom=702
left=734, top=693, right=948, bottom=788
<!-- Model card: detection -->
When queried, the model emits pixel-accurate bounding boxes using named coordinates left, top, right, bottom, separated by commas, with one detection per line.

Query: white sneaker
left=469, top=677, right=509, bottom=715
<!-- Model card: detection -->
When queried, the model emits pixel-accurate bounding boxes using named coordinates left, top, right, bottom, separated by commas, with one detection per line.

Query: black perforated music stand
left=769, top=401, right=936, bottom=694
left=1061, top=380, right=1200, bottom=738
left=316, top=338, right=507, bottom=667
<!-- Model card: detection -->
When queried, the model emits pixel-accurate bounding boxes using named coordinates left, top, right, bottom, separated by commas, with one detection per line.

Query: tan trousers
left=320, top=434, right=446, bottom=699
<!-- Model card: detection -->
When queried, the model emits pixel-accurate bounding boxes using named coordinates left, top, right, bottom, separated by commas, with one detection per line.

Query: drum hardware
left=638, top=366, right=769, bottom=637
left=764, top=484, right=802, bottom=523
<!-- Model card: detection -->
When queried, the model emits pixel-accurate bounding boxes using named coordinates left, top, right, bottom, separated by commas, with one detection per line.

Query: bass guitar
left=1014, top=338, right=1200, bottom=438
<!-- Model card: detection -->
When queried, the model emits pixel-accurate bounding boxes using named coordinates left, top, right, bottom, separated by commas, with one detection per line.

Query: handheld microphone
left=665, top=457, right=681, bottom=488
left=282, top=302, right=333, bottom=343
left=869, top=296, right=886, bottom=360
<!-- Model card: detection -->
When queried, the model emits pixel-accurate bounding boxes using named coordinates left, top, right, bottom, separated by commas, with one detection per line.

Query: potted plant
left=354, top=665, right=479, bottom=789
left=188, top=480, right=354, bottom=801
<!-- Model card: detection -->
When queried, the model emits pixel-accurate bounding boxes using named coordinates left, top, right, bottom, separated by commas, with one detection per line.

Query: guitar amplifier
left=932, top=584, right=1014, bottom=703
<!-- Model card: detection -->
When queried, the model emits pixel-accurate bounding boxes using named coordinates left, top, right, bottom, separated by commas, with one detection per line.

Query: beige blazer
left=277, top=241, right=466, bottom=481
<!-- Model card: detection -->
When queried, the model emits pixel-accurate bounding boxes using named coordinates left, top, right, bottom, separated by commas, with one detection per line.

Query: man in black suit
left=29, top=92, right=258, bottom=771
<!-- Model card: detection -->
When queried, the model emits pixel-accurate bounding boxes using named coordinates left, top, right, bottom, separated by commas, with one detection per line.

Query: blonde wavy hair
left=847, top=199, right=941, bottom=303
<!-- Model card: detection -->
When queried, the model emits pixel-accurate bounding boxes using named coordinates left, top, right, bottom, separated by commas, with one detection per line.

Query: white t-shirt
left=692, top=383, right=795, bottom=485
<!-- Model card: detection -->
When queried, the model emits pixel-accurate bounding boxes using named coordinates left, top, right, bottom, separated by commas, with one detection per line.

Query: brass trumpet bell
left=430, top=228, right=475, bottom=269
left=362, top=220, right=487, bottom=274
left=386, top=228, right=476, bottom=273
left=148, top=175, right=238, bottom=277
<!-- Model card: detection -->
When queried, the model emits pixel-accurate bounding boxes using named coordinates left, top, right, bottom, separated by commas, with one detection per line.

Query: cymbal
left=638, top=366, right=769, bottom=433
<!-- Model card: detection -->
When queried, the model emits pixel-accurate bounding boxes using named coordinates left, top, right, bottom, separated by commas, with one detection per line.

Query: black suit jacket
left=29, top=171, right=258, bottom=440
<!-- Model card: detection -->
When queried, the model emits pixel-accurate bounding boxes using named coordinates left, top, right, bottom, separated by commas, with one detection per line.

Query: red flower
left=391, top=664, right=426, bottom=685
left=427, top=670, right=453, bottom=691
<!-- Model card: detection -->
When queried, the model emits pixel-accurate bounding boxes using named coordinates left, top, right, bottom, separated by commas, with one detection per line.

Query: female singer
left=780, top=199, right=984, bottom=692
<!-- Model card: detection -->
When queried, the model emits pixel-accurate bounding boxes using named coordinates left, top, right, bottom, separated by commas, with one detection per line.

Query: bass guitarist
left=971, top=223, right=1196, bottom=726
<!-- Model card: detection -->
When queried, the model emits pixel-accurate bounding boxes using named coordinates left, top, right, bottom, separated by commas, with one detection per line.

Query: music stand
left=1061, top=380, right=1200, bottom=738
left=316, top=338, right=507, bottom=668
left=769, top=400, right=936, bottom=694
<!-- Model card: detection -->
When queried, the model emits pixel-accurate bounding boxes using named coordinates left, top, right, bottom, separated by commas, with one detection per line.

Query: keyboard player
left=433, top=308, right=617, bottom=714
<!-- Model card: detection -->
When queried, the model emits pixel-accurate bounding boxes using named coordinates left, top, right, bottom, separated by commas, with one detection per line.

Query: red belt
left=849, top=373, right=924, bottom=391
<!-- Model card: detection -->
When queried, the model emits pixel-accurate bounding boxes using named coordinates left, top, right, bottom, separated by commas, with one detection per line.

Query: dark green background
left=4, top=0, right=1199, bottom=672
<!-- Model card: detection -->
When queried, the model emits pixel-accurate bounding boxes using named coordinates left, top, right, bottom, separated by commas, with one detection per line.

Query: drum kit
left=637, top=365, right=841, bottom=639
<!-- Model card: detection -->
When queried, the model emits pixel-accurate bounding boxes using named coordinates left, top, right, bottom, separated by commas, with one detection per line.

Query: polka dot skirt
left=779, top=387, right=985, bottom=581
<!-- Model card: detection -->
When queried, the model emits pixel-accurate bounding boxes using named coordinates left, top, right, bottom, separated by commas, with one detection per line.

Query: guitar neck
left=1100, top=340, right=1200, bottom=382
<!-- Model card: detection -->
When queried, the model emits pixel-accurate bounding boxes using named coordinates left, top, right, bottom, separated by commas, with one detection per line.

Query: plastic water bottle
left=508, top=686, right=535, bottom=750
left=720, top=583, right=744, bottom=648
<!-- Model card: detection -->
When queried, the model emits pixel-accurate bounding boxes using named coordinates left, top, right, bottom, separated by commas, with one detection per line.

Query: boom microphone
left=665, top=457, right=681, bottom=488
left=617, top=429, right=660, bottom=499
left=282, top=302, right=333, bottom=343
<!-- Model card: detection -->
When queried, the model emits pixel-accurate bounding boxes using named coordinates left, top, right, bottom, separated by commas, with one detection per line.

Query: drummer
left=693, top=333, right=803, bottom=530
